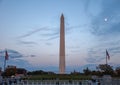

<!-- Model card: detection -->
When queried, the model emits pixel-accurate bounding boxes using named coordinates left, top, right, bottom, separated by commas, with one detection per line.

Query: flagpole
left=4, top=57, right=6, bottom=72
left=4, top=49, right=8, bottom=72
left=106, top=52, right=107, bottom=65
left=106, top=49, right=111, bottom=65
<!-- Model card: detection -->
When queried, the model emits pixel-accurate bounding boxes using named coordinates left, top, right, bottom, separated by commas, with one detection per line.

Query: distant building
left=4, top=65, right=27, bottom=77
left=16, top=68, right=27, bottom=77
left=5, top=65, right=16, bottom=76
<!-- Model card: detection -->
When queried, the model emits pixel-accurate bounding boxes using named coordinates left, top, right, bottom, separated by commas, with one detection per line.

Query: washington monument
left=59, top=14, right=65, bottom=74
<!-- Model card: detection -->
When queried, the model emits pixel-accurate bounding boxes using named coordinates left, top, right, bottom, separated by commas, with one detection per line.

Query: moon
left=104, top=18, right=108, bottom=22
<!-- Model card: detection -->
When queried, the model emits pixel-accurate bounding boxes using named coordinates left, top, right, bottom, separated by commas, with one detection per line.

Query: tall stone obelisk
left=59, top=14, right=65, bottom=74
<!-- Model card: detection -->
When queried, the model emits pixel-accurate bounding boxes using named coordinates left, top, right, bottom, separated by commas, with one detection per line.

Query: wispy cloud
left=18, top=40, right=37, bottom=45
left=18, top=24, right=87, bottom=42
left=19, top=27, right=49, bottom=38
left=83, top=0, right=120, bottom=37
left=43, top=25, right=86, bottom=41
left=86, top=41, right=120, bottom=63
left=45, top=42, right=52, bottom=46
left=67, top=46, right=81, bottom=49
left=40, top=31, right=59, bottom=37
left=17, top=27, right=54, bottom=45
left=90, top=0, right=120, bottom=36
left=86, top=48, right=106, bottom=63
left=30, top=55, right=36, bottom=57
left=47, top=35, right=59, bottom=41
left=40, top=29, right=59, bottom=41
left=109, top=47, right=120, bottom=54
left=17, top=27, right=60, bottom=42
left=0, top=49, right=23, bottom=59
left=84, top=0, right=120, bottom=64
left=0, top=49, right=38, bottom=71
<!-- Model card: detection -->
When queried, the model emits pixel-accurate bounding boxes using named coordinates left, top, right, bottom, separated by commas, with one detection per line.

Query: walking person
left=79, top=81, right=82, bottom=85
left=3, top=78, right=8, bottom=85
left=14, top=78, right=17, bottom=85
left=0, top=76, right=3, bottom=85
left=9, top=78, right=12, bottom=85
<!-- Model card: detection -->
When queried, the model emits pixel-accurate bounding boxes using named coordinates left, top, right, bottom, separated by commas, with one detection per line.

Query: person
left=88, top=80, right=91, bottom=85
left=79, top=81, right=82, bottom=85
left=56, top=81, right=59, bottom=85
left=14, top=78, right=17, bottom=84
left=98, top=80, right=101, bottom=85
left=3, top=78, right=8, bottom=85
left=69, top=80, right=72, bottom=84
left=9, top=80, right=12, bottom=85
left=0, top=76, right=3, bottom=85
left=9, top=78, right=12, bottom=85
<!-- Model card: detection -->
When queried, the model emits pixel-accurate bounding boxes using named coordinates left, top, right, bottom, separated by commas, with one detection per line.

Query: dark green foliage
left=98, top=64, right=114, bottom=75
left=28, top=74, right=91, bottom=80
left=83, top=67, right=91, bottom=75
left=27, top=70, right=55, bottom=75
left=115, top=66, right=120, bottom=76
left=26, top=64, right=120, bottom=80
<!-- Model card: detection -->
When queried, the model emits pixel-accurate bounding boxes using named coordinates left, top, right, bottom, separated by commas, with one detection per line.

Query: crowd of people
left=0, top=75, right=23, bottom=85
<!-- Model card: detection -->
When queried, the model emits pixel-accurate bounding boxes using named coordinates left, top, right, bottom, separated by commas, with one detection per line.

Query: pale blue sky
left=0, top=0, right=120, bottom=72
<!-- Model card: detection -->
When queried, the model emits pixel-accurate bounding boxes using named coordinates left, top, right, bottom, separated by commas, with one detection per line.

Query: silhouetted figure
left=14, top=78, right=17, bottom=84
left=69, top=80, right=72, bottom=84
left=4, top=80, right=7, bottom=85
left=9, top=79, right=12, bottom=85
left=0, top=76, right=3, bottom=85
left=19, top=77, right=22, bottom=83
left=79, top=81, right=82, bottom=85
left=88, top=82, right=91, bottom=85
left=92, top=79, right=96, bottom=82
left=56, top=81, right=59, bottom=85
left=98, top=80, right=101, bottom=85
left=3, top=78, right=8, bottom=85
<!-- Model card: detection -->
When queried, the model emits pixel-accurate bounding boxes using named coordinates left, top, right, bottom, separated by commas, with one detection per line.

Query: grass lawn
left=27, top=74, right=91, bottom=80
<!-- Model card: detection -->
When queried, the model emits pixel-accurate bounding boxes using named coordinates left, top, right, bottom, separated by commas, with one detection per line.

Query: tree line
left=2, top=64, right=120, bottom=77
left=82, top=64, right=120, bottom=77
left=27, top=64, right=120, bottom=77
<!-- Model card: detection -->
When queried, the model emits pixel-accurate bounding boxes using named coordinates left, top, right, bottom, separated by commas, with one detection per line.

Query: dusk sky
left=0, top=0, right=120, bottom=73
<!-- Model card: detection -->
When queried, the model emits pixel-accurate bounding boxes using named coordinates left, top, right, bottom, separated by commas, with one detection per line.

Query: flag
left=106, top=49, right=110, bottom=60
left=5, top=50, right=9, bottom=60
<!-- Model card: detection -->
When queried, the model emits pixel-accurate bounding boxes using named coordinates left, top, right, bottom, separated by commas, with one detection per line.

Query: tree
left=98, top=64, right=114, bottom=75
left=115, top=66, right=120, bottom=76
left=16, top=68, right=27, bottom=75
left=83, top=67, right=91, bottom=75
left=4, top=66, right=16, bottom=76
